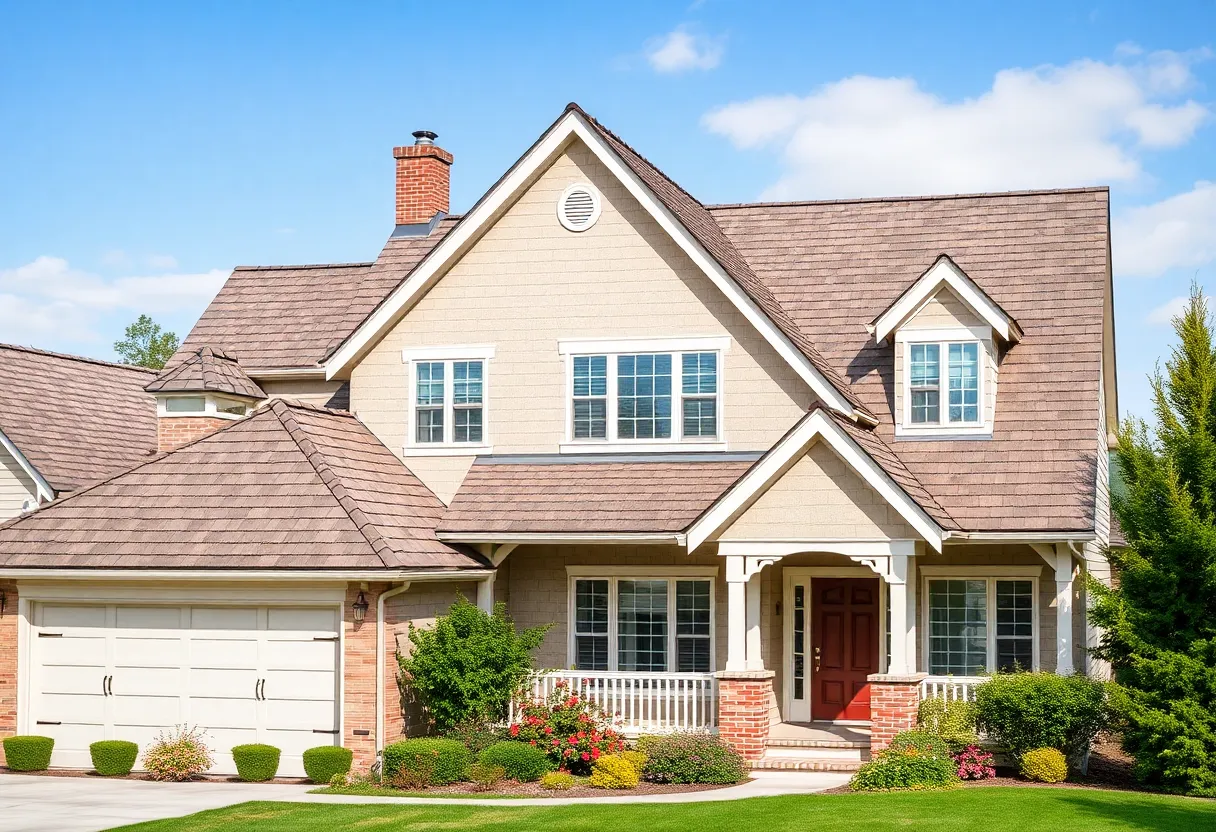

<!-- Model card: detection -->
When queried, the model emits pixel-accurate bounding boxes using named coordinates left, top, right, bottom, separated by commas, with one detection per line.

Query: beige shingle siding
left=402, top=456, right=475, bottom=506
left=258, top=379, right=349, bottom=409
left=0, top=444, right=38, bottom=522
left=352, top=141, right=812, bottom=477
left=719, top=440, right=917, bottom=541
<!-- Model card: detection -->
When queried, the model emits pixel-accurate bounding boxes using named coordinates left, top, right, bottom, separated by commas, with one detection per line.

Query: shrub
left=850, top=748, right=960, bottom=791
left=399, top=597, right=550, bottom=731
left=442, top=719, right=504, bottom=755
left=918, top=696, right=979, bottom=750
left=954, top=745, right=996, bottom=780
left=974, top=672, right=1108, bottom=759
left=382, top=738, right=471, bottom=786
left=142, top=725, right=213, bottom=781
left=888, top=730, right=952, bottom=759
left=328, top=772, right=349, bottom=788
left=2, top=736, right=54, bottom=771
left=509, top=680, right=625, bottom=775
left=620, top=749, right=648, bottom=773
left=469, top=762, right=506, bottom=791
left=540, top=770, right=575, bottom=790
left=638, top=732, right=747, bottom=785
left=90, top=740, right=138, bottom=776
left=231, top=744, right=280, bottom=782
left=589, top=755, right=639, bottom=789
left=302, top=746, right=353, bottom=784
left=478, top=741, right=552, bottom=782
left=1021, top=747, right=1068, bottom=782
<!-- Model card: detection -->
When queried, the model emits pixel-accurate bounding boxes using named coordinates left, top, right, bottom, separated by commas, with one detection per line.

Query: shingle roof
left=145, top=346, right=265, bottom=399
left=439, top=454, right=760, bottom=535
left=710, top=189, right=1110, bottom=531
left=0, top=344, right=158, bottom=492
left=0, top=400, right=485, bottom=570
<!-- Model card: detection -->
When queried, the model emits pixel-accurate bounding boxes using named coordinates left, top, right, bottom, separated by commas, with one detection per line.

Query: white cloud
left=703, top=51, right=1210, bottom=200
left=0, top=256, right=227, bottom=345
left=1114, top=181, right=1216, bottom=278
left=1147, top=295, right=1190, bottom=324
left=145, top=253, right=179, bottom=269
left=646, top=28, right=724, bottom=73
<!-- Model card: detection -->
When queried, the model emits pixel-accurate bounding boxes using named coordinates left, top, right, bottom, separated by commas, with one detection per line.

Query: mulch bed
left=362, top=779, right=739, bottom=798
left=0, top=767, right=308, bottom=785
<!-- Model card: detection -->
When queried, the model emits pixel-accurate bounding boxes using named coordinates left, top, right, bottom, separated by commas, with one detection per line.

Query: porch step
left=763, top=737, right=869, bottom=761
left=749, top=756, right=865, bottom=772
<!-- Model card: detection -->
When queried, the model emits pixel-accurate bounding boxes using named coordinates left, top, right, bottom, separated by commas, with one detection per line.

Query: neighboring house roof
left=438, top=454, right=759, bottom=536
left=0, top=344, right=158, bottom=492
left=0, top=400, right=484, bottom=571
left=145, top=346, right=265, bottom=398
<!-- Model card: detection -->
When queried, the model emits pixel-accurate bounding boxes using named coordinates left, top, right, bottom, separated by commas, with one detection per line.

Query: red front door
left=812, top=578, right=879, bottom=721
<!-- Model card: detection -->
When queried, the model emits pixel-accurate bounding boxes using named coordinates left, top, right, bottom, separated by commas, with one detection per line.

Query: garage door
left=30, top=603, right=340, bottom=777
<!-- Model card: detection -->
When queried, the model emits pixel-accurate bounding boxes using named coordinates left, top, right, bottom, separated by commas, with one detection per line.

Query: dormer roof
left=145, top=346, right=266, bottom=400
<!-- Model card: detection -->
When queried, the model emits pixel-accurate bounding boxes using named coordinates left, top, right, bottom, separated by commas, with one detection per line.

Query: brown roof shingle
left=0, top=401, right=484, bottom=570
left=145, top=346, right=265, bottom=399
left=0, top=344, right=158, bottom=492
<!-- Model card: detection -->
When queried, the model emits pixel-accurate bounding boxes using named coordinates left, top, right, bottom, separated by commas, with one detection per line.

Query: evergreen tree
left=1091, top=285, right=1216, bottom=796
left=114, top=314, right=180, bottom=369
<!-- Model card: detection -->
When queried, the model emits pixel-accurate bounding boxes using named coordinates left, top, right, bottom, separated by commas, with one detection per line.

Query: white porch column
left=726, top=555, right=747, bottom=671
left=886, top=553, right=914, bottom=675
left=1054, top=544, right=1076, bottom=675
left=476, top=575, right=496, bottom=614
left=746, top=570, right=764, bottom=671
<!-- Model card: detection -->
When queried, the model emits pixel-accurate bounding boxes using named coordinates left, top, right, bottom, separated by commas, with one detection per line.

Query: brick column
left=157, top=416, right=228, bottom=452
left=716, top=670, right=774, bottom=761
left=0, top=580, right=16, bottom=767
left=868, top=672, right=926, bottom=753
left=343, top=583, right=385, bottom=772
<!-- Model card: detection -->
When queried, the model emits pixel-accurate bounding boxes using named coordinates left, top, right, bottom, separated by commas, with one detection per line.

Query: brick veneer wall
left=716, top=670, right=775, bottom=760
left=868, top=673, right=926, bottom=752
left=0, top=580, right=15, bottom=766
left=157, top=416, right=229, bottom=452
left=394, top=142, right=453, bottom=225
left=343, top=582, right=383, bottom=772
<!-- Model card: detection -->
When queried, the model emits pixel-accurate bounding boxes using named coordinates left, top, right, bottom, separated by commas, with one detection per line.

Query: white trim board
left=686, top=409, right=947, bottom=553
left=0, top=568, right=493, bottom=581
left=322, top=109, right=865, bottom=424
left=872, top=256, right=1022, bottom=344
left=0, top=429, right=54, bottom=503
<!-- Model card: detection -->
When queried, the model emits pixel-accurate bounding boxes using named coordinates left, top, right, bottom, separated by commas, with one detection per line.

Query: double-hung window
left=925, top=576, right=1036, bottom=675
left=904, top=337, right=982, bottom=429
left=404, top=347, right=494, bottom=450
left=570, top=574, right=714, bottom=672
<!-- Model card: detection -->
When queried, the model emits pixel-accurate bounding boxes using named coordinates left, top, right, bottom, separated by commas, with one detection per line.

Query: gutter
left=436, top=532, right=686, bottom=546
left=0, top=568, right=496, bottom=581
left=943, top=531, right=1097, bottom=544
left=376, top=581, right=413, bottom=760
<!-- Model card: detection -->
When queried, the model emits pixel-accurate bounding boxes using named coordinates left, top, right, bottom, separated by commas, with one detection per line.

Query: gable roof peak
left=145, top=344, right=266, bottom=399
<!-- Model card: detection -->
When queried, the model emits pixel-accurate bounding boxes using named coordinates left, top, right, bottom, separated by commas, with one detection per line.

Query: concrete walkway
left=0, top=769, right=849, bottom=831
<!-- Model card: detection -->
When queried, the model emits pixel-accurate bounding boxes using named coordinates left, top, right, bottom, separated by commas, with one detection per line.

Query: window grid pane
left=675, top=580, right=711, bottom=672
left=682, top=398, right=717, bottom=438
left=618, top=580, right=668, bottom=672
left=995, top=580, right=1034, bottom=671
left=453, top=361, right=483, bottom=405
left=910, top=344, right=940, bottom=424
left=948, top=343, right=979, bottom=423
left=415, top=362, right=445, bottom=444
left=617, top=354, right=672, bottom=440
left=681, top=352, right=718, bottom=439
left=572, top=356, right=608, bottom=439
left=928, top=579, right=988, bottom=675
left=453, top=408, right=483, bottom=443
left=574, top=580, right=609, bottom=671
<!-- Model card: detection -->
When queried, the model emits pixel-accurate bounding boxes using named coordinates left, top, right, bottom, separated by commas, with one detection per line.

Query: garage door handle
left=36, top=720, right=61, bottom=725
left=38, top=632, right=63, bottom=638
left=313, top=729, right=339, bottom=734
left=104, top=675, right=113, bottom=696
left=313, top=636, right=339, bottom=642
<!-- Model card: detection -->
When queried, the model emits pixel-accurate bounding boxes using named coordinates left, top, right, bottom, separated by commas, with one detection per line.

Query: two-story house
left=0, top=104, right=1115, bottom=777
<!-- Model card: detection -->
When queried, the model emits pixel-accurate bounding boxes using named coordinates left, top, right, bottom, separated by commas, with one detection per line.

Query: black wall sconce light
left=352, top=591, right=369, bottom=624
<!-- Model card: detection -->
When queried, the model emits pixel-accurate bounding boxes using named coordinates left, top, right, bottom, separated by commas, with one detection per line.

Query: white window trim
left=896, top=327, right=992, bottom=437
left=873, top=256, right=1021, bottom=344
left=921, top=572, right=1040, bottom=675
left=155, top=394, right=251, bottom=421
left=403, top=346, right=496, bottom=454
left=560, top=337, right=729, bottom=452
left=565, top=566, right=718, bottom=673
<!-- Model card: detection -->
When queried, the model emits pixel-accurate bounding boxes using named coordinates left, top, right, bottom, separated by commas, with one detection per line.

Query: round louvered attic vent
left=557, top=183, right=601, bottom=232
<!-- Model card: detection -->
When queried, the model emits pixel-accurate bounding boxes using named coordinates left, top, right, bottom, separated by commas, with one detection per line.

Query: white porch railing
left=509, top=670, right=717, bottom=735
left=919, top=675, right=986, bottom=702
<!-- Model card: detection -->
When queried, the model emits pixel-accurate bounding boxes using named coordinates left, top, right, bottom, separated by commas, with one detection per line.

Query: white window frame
left=155, top=394, right=252, bottom=421
left=565, top=566, right=718, bottom=673
left=402, top=346, right=495, bottom=456
left=920, top=567, right=1040, bottom=675
left=895, top=327, right=991, bottom=438
left=558, top=336, right=729, bottom=453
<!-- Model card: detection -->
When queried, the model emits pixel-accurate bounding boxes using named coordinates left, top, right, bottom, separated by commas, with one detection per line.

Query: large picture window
left=926, top=576, right=1037, bottom=675
left=570, top=574, right=714, bottom=673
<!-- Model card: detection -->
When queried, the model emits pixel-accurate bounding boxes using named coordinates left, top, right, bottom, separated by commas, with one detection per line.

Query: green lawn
left=107, top=787, right=1216, bottom=832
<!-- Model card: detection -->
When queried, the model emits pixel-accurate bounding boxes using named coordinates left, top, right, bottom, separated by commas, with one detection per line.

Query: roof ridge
left=232, top=261, right=375, bottom=272
left=705, top=186, right=1110, bottom=211
left=581, top=112, right=706, bottom=208
left=269, top=400, right=399, bottom=568
left=0, top=343, right=159, bottom=375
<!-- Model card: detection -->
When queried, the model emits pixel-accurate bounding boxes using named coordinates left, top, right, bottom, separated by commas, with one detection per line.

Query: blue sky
left=1, top=1, right=1213, bottom=422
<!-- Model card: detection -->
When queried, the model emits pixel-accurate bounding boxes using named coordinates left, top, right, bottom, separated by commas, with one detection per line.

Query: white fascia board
left=0, top=430, right=54, bottom=503
left=874, top=257, right=1019, bottom=344
left=436, top=531, right=685, bottom=545
left=324, top=111, right=862, bottom=424
left=945, top=531, right=1097, bottom=543
left=247, top=367, right=327, bottom=381
left=0, top=568, right=495, bottom=581
left=686, top=410, right=945, bottom=553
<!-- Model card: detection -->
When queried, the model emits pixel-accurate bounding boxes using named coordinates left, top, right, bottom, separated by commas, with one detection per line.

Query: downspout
left=376, top=582, right=412, bottom=761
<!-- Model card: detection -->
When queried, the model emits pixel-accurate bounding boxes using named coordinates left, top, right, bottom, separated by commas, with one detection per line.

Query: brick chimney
left=394, top=130, right=453, bottom=226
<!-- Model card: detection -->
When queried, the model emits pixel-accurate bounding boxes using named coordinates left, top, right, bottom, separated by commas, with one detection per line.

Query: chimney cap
left=412, top=130, right=439, bottom=146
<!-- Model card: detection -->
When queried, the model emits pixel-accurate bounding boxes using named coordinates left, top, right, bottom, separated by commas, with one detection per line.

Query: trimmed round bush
left=302, top=746, right=353, bottom=784
left=975, top=672, right=1107, bottom=759
left=888, top=729, right=952, bottom=759
left=89, top=740, right=138, bottom=776
left=383, top=738, right=471, bottom=786
left=231, top=743, right=281, bottom=782
left=478, top=741, right=553, bottom=782
left=3, top=736, right=54, bottom=771
left=540, top=770, right=575, bottom=790
left=590, top=755, right=639, bottom=789
left=638, top=732, right=747, bottom=784
left=1021, top=747, right=1068, bottom=783
left=620, top=749, right=647, bottom=773
left=851, top=748, right=960, bottom=791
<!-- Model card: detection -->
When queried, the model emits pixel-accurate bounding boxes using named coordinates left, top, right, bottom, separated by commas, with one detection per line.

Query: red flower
left=529, top=741, right=537, bottom=746
left=581, top=752, right=590, bottom=762
left=568, top=736, right=578, bottom=745
left=508, top=724, right=520, bottom=737
left=544, top=726, right=553, bottom=735
left=577, top=731, right=586, bottom=739
left=552, top=739, right=560, bottom=746
left=591, top=748, right=601, bottom=760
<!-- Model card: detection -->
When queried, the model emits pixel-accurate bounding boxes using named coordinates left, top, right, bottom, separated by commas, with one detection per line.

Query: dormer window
left=907, top=340, right=980, bottom=426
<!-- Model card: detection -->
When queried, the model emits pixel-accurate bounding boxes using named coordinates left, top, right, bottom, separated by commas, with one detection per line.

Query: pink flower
left=591, top=748, right=601, bottom=760
left=544, top=726, right=553, bottom=735
left=581, top=752, right=590, bottom=762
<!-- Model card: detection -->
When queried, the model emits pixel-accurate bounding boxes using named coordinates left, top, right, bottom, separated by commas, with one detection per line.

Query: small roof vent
left=557, top=183, right=601, bottom=232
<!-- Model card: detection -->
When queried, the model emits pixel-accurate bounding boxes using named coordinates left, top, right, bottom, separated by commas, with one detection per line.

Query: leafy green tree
left=113, top=314, right=180, bottom=369
left=1091, top=285, right=1216, bottom=796
left=399, top=597, right=549, bottom=732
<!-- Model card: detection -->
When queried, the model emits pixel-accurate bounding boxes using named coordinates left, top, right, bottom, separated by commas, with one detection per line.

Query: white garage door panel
left=31, top=602, right=340, bottom=776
